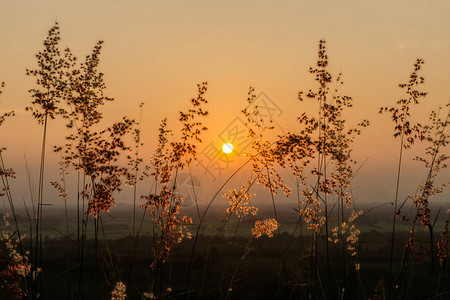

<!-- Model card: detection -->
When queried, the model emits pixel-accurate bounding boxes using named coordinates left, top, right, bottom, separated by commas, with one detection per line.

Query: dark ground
left=1, top=205, right=449, bottom=299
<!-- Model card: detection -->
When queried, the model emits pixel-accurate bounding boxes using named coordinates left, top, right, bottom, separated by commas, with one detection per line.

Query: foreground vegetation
left=1, top=23, right=449, bottom=299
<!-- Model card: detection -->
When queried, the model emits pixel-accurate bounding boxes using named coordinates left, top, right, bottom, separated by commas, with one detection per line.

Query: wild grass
left=0, top=24, right=449, bottom=300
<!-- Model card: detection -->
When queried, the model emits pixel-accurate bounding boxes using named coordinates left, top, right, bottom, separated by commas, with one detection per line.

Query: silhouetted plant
left=252, top=218, right=279, bottom=238
left=242, top=87, right=291, bottom=199
left=53, top=39, right=134, bottom=217
left=25, top=23, right=138, bottom=298
left=111, top=281, right=127, bottom=300
left=50, top=155, right=70, bottom=233
left=437, top=210, right=449, bottom=266
left=404, top=105, right=449, bottom=287
left=25, top=23, right=73, bottom=124
left=379, top=59, right=427, bottom=148
left=223, top=179, right=258, bottom=217
left=0, top=83, right=31, bottom=298
left=379, top=58, right=427, bottom=295
left=141, top=82, right=209, bottom=268
left=0, top=214, right=34, bottom=299
left=276, top=41, right=369, bottom=294
left=0, top=82, right=15, bottom=129
left=329, top=210, right=363, bottom=270
left=126, top=102, right=145, bottom=237
left=25, top=22, right=75, bottom=297
left=0, top=82, right=15, bottom=181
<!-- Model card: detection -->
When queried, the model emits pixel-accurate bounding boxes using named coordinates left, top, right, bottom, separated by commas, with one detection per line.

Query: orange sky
left=0, top=0, right=449, bottom=209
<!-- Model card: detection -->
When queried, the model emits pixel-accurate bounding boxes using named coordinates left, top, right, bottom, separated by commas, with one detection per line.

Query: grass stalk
left=388, top=131, right=405, bottom=298
left=33, top=112, right=48, bottom=299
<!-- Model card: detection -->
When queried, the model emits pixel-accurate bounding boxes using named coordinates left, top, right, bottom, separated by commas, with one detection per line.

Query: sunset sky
left=1, top=0, right=449, bottom=209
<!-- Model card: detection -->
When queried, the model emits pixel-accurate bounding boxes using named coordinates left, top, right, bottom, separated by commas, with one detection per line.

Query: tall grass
left=0, top=24, right=449, bottom=300
left=380, top=58, right=428, bottom=298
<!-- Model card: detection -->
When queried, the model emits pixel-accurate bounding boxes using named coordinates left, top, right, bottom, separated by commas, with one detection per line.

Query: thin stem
left=389, top=132, right=405, bottom=298
left=33, top=112, right=48, bottom=299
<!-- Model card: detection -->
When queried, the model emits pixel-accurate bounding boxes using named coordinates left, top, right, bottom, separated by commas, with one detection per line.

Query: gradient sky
left=0, top=0, right=449, bottom=210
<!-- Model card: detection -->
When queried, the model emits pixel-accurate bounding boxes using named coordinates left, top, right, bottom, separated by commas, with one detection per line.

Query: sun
left=222, top=143, right=233, bottom=154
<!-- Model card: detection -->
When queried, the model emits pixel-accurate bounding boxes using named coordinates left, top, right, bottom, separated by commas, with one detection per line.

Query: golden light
left=222, top=143, right=233, bottom=154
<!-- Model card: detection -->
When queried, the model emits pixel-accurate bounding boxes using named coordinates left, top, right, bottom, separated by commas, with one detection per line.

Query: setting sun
left=222, top=143, right=233, bottom=154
